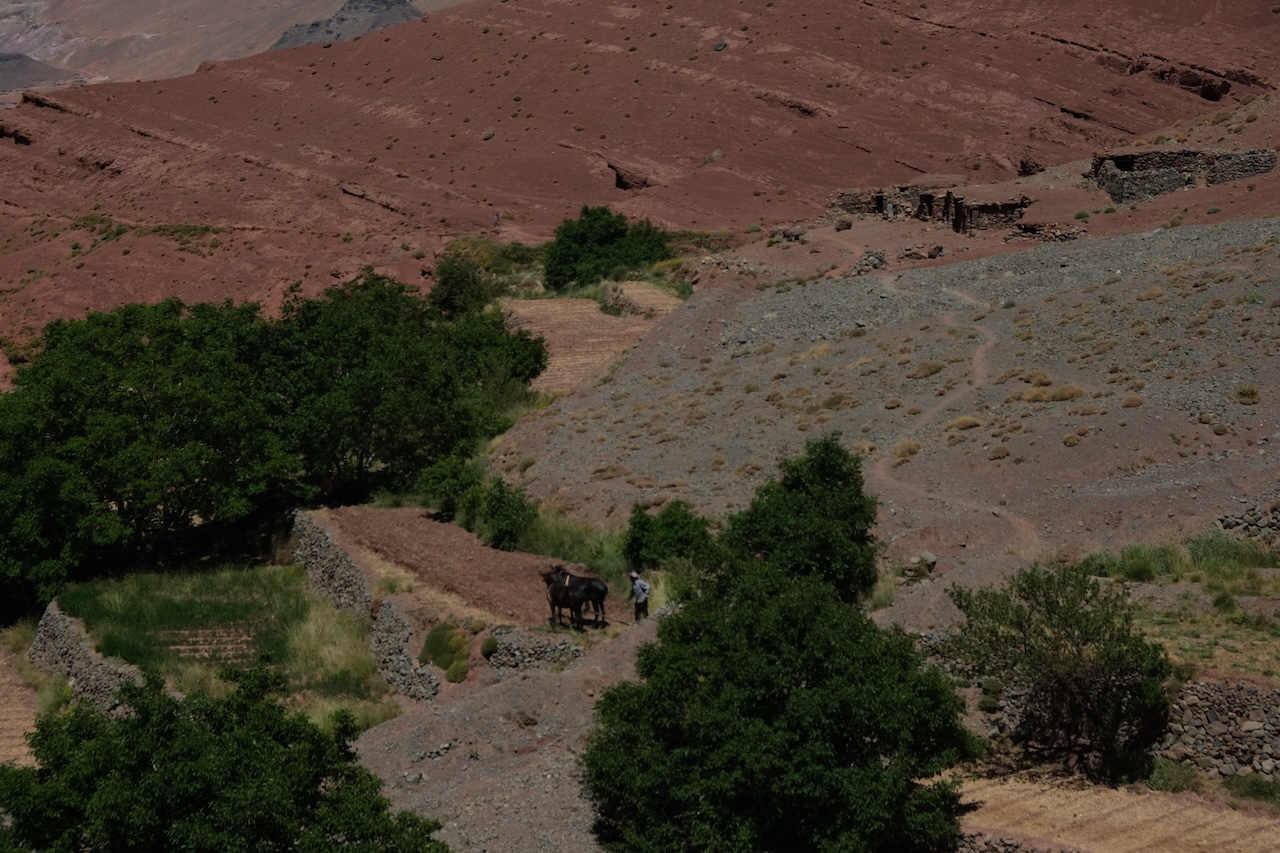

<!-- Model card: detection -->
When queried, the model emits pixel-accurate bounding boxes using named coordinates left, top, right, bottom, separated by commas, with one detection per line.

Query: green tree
left=270, top=271, right=546, bottom=501
left=0, top=299, right=293, bottom=614
left=622, top=500, right=717, bottom=570
left=543, top=206, right=671, bottom=290
left=721, top=434, right=878, bottom=604
left=0, top=667, right=448, bottom=851
left=946, top=562, right=1172, bottom=780
left=582, top=560, right=978, bottom=852
left=427, top=253, right=507, bottom=319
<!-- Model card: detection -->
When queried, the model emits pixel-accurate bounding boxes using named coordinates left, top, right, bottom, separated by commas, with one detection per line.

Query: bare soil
left=2, top=1, right=1280, bottom=846
left=0, top=651, right=38, bottom=767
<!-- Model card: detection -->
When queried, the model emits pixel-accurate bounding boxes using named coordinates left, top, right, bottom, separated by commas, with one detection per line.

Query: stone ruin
left=1091, top=146, right=1277, bottom=203
left=828, top=182, right=1034, bottom=234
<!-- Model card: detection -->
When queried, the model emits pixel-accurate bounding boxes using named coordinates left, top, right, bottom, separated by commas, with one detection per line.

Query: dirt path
left=867, top=293, right=1045, bottom=560
left=0, top=650, right=38, bottom=766
left=963, top=777, right=1280, bottom=852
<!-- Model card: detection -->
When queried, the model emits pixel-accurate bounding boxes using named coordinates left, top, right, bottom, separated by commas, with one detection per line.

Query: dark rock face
left=270, top=0, right=421, bottom=51
left=0, top=53, right=77, bottom=93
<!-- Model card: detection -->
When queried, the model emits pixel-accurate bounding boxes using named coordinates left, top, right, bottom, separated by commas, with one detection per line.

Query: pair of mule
left=539, top=564, right=608, bottom=630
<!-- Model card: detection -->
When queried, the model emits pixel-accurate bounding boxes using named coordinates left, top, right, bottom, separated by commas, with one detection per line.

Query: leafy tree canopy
left=584, top=435, right=978, bottom=852
left=622, top=500, right=718, bottom=572
left=0, top=270, right=547, bottom=615
left=583, top=559, right=978, bottom=852
left=721, top=433, right=879, bottom=603
left=946, top=562, right=1172, bottom=780
left=0, top=667, right=448, bottom=852
left=543, top=206, right=671, bottom=290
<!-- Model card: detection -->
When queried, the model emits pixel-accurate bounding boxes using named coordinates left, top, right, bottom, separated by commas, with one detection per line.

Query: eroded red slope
left=0, top=0, right=1275, bottom=351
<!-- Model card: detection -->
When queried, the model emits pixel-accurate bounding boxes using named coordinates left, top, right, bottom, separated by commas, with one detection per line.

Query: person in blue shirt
left=628, top=571, right=650, bottom=621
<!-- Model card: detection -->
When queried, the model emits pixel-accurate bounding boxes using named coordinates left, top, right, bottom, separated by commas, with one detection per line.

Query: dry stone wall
left=1217, top=497, right=1280, bottom=543
left=292, top=511, right=442, bottom=700
left=1160, top=679, right=1280, bottom=779
left=960, top=834, right=1078, bottom=853
left=484, top=626, right=582, bottom=670
left=1091, top=147, right=1277, bottom=203
left=370, top=598, right=439, bottom=701
left=291, top=510, right=371, bottom=615
left=28, top=601, right=142, bottom=713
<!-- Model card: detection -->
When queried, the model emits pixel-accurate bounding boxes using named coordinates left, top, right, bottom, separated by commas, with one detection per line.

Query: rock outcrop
left=271, top=0, right=421, bottom=51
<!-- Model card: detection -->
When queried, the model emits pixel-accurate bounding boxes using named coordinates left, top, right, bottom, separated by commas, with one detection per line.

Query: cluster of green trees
left=0, top=269, right=546, bottom=616
left=590, top=435, right=1176, bottom=848
left=543, top=206, right=671, bottom=290
left=0, top=667, right=448, bottom=851
left=585, top=435, right=982, bottom=851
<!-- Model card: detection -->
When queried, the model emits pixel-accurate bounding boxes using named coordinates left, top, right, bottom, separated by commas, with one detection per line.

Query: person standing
left=628, top=571, right=650, bottom=621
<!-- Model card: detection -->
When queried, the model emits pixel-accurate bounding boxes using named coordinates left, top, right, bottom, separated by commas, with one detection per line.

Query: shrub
left=1147, top=756, right=1201, bottom=793
left=1223, top=774, right=1280, bottom=809
left=480, top=636, right=499, bottom=659
left=445, top=658, right=469, bottom=683
left=427, top=253, right=508, bottom=318
left=477, top=478, right=538, bottom=550
left=543, top=206, right=672, bottom=290
left=419, top=622, right=469, bottom=671
left=978, top=694, right=1000, bottom=713
left=946, top=562, right=1171, bottom=781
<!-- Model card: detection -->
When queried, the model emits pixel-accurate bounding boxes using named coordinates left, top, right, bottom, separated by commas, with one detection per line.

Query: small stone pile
left=1160, top=679, right=1280, bottom=779
left=370, top=598, right=439, bottom=701
left=960, top=833, right=1079, bottom=853
left=850, top=248, right=887, bottom=275
left=485, top=626, right=582, bottom=670
left=1217, top=498, right=1280, bottom=543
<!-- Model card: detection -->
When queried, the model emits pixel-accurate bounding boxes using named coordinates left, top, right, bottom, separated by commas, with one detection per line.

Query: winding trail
left=866, top=283, right=1045, bottom=557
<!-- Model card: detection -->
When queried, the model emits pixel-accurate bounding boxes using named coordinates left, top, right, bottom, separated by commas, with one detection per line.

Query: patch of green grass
left=1147, top=757, right=1201, bottom=793
left=57, top=565, right=395, bottom=729
left=419, top=622, right=470, bottom=682
left=517, top=506, right=628, bottom=586
left=1223, top=775, right=1280, bottom=812
left=2, top=621, right=70, bottom=715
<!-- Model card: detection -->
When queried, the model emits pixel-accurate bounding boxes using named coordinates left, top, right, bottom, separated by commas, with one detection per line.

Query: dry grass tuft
left=1122, top=395, right=1145, bottom=408
left=893, top=439, right=921, bottom=461
left=907, top=360, right=945, bottom=379
left=884, top=398, right=902, bottom=410
left=945, top=416, right=982, bottom=431
left=1049, top=385, right=1086, bottom=402
left=987, top=445, right=1010, bottom=461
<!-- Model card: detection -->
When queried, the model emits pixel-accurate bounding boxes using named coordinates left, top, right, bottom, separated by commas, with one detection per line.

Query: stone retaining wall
left=369, top=598, right=439, bottom=701
left=291, top=510, right=372, bottom=614
left=485, top=626, right=582, bottom=670
left=1217, top=498, right=1280, bottom=543
left=1160, top=679, right=1280, bottom=779
left=28, top=601, right=142, bottom=713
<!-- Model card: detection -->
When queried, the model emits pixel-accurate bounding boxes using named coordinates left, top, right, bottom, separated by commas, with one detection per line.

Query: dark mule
left=552, top=565, right=608, bottom=628
left=540, top=568, right=588, bottom=630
